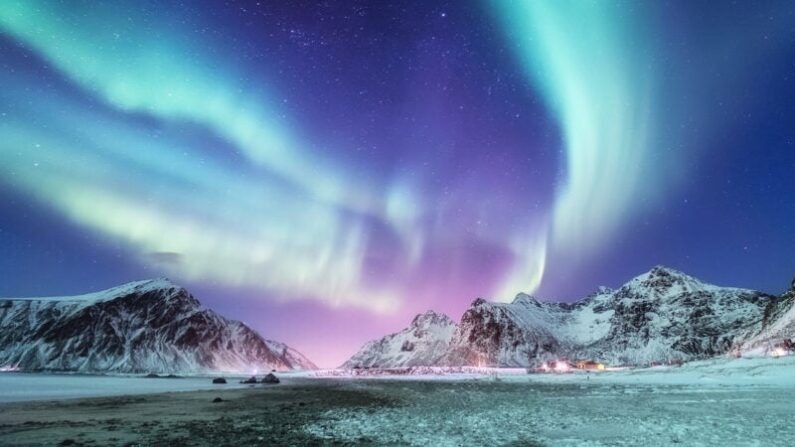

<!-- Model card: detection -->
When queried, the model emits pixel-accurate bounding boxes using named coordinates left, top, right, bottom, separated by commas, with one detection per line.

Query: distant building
left=575, top=360, right=605, bottom=371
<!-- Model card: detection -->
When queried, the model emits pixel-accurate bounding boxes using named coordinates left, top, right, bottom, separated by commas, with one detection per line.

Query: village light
left=575, top=360, right=606, bottom=371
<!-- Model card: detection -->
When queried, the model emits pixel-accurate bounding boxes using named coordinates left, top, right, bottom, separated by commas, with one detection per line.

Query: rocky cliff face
left=346, top=267, right=790, bottom=368
left=441, top=295, right=572, bottom=367
left=0, top=279, right=316, bottom=373
left=735, top=278, right=795, bottom=354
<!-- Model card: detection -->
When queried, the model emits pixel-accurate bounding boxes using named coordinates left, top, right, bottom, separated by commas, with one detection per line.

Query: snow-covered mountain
left=342, top=311, right=456, bottom=368
left=0, top=279, right=316, bottom=373
left=346, top=266, right=792, bottom=368
left=571, top=267, right=776, bottom=365
left=735, top=278, right=795, bottom=355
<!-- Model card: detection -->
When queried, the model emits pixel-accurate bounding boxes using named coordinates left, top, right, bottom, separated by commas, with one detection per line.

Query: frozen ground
left=312, top=354, right=795, bottom=386
left=302, top=357, right=795, bottom=446
left=1, top=357, right=794, bottom=445
left=0, top=372, right=255, bottom=403
left=305, top=380, right=794, bottom=446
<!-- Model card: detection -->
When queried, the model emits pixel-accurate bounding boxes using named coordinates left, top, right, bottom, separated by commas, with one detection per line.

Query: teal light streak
left=492, top=0, right=659, bottom=288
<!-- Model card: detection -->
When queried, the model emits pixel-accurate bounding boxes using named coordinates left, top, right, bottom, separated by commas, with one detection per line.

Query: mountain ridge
left=345, top=266, right=793, bottom=368
left=0, top=279, right=317, bottom=373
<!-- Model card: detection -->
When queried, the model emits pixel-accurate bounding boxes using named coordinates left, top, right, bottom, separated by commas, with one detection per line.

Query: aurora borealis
left=1, top=1, right=794, bottom=366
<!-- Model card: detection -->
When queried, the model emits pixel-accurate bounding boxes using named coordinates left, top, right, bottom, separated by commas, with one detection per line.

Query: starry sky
left=1, top=1, right=794, bottom=367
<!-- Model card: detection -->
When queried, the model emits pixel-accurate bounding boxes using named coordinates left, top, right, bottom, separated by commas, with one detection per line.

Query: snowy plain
left=2, top=355, right=795, bottom=403
left=0, top=373, right=255, bottom=403
left=303, top=356, right=795, bottom=446
left=1, top=357, right=794, bottom=445
left=313, top=354, right=795, bottom=386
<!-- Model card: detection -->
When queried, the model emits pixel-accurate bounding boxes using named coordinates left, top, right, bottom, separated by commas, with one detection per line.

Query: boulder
left=240, top=376, right=258, bottom=384
left=212, top=377, right=227, bottom=384
left=261, top=373, right=280, bottom=384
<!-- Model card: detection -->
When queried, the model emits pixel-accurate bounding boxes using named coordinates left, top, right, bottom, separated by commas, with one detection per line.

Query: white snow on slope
left=0, top=279, right=317, bottom=373
left=342, top=311, right=456, bottom=368
left=347, top=266, right=790, bottom=368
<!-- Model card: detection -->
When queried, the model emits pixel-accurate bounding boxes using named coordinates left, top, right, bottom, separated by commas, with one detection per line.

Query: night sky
left=1, top=1, right=794, bottom=367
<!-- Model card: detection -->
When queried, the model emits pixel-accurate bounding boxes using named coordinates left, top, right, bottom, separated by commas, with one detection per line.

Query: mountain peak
left=344, top=309, right=457, bottom=368
left=471, top=297, right=487, bottom=307
left=5, top=278, right=186, bottom=305
left=95, top=277, right=181, bottom=293
left=648, top=265, right=687, bottom=277
left=610, top=266, right=751, bottom=304
left=511, top=293, right=540, bottom=305
left=96, top=278, right=190, bottom=303
left=411, top=310, right=455, bottom=328
left=626, top=265, right=705, bottom=291
left=126, top=277, right=180, bottom=289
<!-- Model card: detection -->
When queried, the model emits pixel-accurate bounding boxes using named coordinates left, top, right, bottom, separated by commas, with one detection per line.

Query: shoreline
left=2, top=354, right=794, bottom=405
